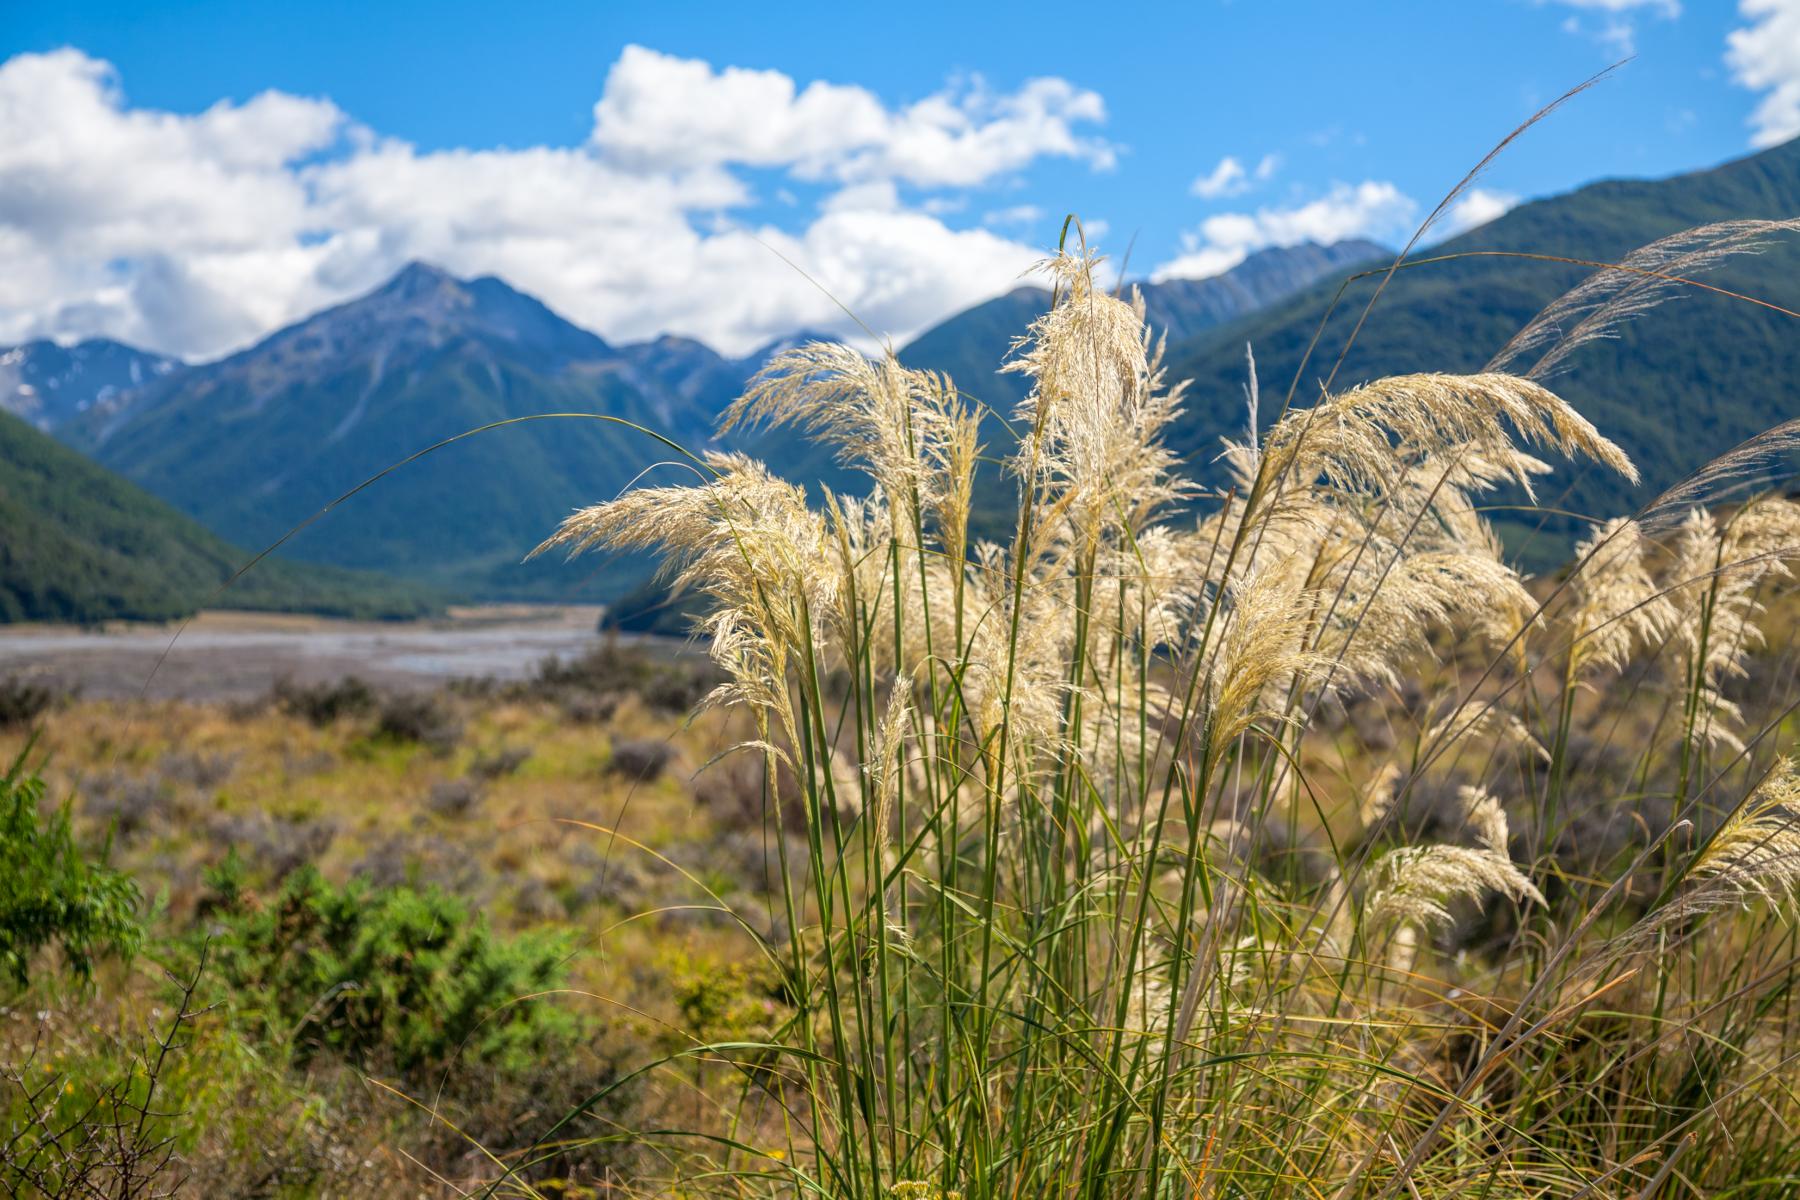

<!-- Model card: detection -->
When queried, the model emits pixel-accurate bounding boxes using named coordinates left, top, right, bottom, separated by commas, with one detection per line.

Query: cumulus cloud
left=1543, top=0, right=1680, bottom=54
left=1189, top=153, right=1279, bottom=199
left=1151, top=181, right=1415, bottom=281
left=0, top=46, right=1114, bottom=359
left=589, top=44, right=1113, bottom=186
left=1729, top=0, right=1800, bottom=148
left=982, top=204, right=1043, bottom=227
left=1439, top=188, right=1520, bottom=237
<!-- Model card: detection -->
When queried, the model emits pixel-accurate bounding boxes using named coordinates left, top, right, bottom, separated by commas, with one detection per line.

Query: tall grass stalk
left=527, top=224, right=1800, bottom=1197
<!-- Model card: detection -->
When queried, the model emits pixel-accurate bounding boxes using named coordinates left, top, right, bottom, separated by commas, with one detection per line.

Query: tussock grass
left=518, top=226, right=1800, bottom=1198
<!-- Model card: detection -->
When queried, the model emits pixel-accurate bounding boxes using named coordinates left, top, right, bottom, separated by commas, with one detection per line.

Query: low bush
left=203, top=813, right=338, bottom=887
left=426, top=776, right=482, bottom=817
left=0, top=676, right=57, bottom=729
left=469, top=744, right=532, bottom=779
left=272, top=675, right=378, bottom=726
left=1, top=955, right=208, bottom=1196
left=200, top=862, right=578, bottom=1076
left=521, top=639, right=719, bottom=715
left=608, top=736, right=676, bottom=781
left=0, top=756, right=141, bottom=990
left=372, top=690, right=462, bottom=753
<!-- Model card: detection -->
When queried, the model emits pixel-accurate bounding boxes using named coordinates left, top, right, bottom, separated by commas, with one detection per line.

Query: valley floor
left=0, top=604, right=632, bottom=699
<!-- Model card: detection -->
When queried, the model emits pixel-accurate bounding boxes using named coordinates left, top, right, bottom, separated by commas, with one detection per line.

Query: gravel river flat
left=0, top=606, right=652, bottom=700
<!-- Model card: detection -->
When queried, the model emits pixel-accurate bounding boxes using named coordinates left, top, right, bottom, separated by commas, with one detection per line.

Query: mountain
left=0, top=338, right=181, bottom=431
left=616, top=327, right=843, bottom=412
left=39, top=239, right=1414, bottom=607
left=70, top=263, right=724, bottom=598
left=1159, top=138, right=1800, bottom=560
left=0, top=408, right=438, bottom=624
left=1143, top=239, right=1391, bottom=343
left=897, top=239, right=1389, bottom=417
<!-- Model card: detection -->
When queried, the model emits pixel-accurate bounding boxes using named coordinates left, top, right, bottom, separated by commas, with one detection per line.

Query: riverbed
left=0, top=606, right=658, bottom=700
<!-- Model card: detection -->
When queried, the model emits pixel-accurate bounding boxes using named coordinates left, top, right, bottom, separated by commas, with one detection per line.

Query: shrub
left=521, top=639, right=719, bottom=715
left=0, top=755, right=142, bottom=989
left=201, top=864, right=577, bottom=1076
left=426, top=776, right=482, bottom=817
left=203, top=813, right=338, bottom=885
left=469, top=744, right=532, bottom=779
left=0, top=953, right=208, bottom=1195
left=406, top=1048, right=646, bottom=1191
left=372, top=690, right=462, bottom=753
left=272, top=675, right=377, bottom=725
left=155, top=750, right=236, bottom=791
left=608, top=736, right=675, bottom=781
left=0, top=675, right=56, bottom=729
left=78, top=769, right=170, bottom=840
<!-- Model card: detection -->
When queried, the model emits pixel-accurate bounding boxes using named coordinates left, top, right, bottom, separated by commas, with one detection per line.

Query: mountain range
left=13, top=133, right=1800, bottom=622
left=898, top=238, right=1387, bottom=417
left=1160, top=137, right=1800, bottom=560
left=35, top=237, right=1369, bottom=608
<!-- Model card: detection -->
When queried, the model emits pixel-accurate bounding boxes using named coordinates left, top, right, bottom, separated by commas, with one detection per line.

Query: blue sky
left=2, top=0, right=1794, bottom=359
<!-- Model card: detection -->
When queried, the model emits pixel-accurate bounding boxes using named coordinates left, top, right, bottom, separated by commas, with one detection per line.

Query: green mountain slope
left=899, top=239, right=1388, bottom=418
left=0, top=409, right=438, bottom=624
left=1161, top=138, right=1800, bottom=554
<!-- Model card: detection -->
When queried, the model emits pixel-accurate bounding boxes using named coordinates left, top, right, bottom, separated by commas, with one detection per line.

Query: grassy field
left=10, top=213, right=1800, bottom=1197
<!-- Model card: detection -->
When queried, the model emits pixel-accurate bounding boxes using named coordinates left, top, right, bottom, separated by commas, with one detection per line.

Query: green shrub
left=0, top=752, right=142, bottom=989
left=202, top=862, right=577, bottom=1076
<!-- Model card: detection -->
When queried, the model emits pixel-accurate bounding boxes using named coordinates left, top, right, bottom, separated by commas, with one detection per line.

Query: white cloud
left=982, top=204, right=1043, bottom=226
left=1152, top=181, right=1415, bottom=281
left=589, top=44, right=1114, bottom=187
left=1439, top=187, right=1520, bottom=236
left=0, top=47, right=1112, bottom=359
left=1544, top=0, right=1679, bottom=54
left=1189, top=153, right=1279, bottom=199
left=1728, top=0, right=1800, bottom=148
left=1545, top=0, right=1677, bottom=11
left=1191, top=156, right=1247, bottom=199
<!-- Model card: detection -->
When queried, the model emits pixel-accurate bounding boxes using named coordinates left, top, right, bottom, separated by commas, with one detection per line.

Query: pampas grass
left=515, top=229, right=1800, bottom=1199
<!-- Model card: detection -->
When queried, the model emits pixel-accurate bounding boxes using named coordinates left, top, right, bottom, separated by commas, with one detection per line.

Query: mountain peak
left=242, top=260, right=616, bottom=374
left=0, top=336, right=181, bottom=432
left=377, top=259, right=462, bottom=300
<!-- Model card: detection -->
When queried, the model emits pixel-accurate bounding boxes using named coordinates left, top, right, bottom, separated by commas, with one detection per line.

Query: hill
left=1159, top=139, right=1800, bottom=557
left=0, top=409, right=438, bottom=624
